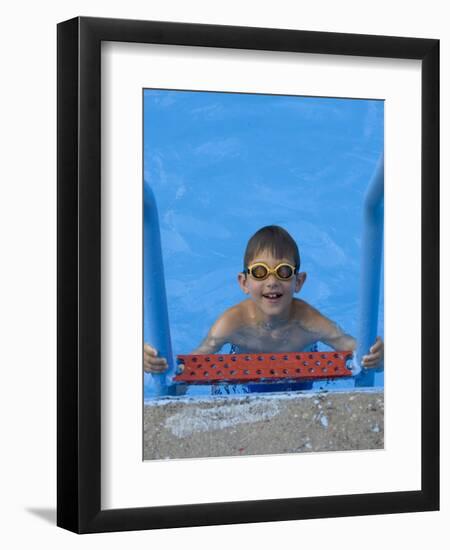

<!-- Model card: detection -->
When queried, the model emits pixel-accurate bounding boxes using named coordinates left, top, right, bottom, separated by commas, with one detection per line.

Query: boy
left=144, top=225, right=384, bottom=373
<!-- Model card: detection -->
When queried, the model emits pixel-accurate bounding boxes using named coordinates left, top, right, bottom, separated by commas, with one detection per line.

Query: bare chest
left=232, top=322, right=316, bottom=353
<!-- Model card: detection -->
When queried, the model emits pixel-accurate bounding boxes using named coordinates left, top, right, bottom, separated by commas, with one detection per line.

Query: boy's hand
left=361, top=336, right=384, bottom=368
left=144, top=343, right=169, bottom=373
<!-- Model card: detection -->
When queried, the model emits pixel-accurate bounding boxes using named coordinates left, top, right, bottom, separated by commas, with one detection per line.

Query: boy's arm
left=300, top=302, right=356, bottom=351
left=190, top=308, right=240, bottom=354
left=321, top=324, right=357, bottom=352
left=301, top=301, right=383, bottom=366
left=316, top=316, right=384, bottom=368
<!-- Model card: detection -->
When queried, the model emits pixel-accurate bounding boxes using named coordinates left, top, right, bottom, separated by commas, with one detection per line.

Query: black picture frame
left=57, top=16, right=439, bottom=533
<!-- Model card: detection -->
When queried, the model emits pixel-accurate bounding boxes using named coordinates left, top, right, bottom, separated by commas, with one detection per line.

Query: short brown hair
left=243, top=226, right=300, bottom=271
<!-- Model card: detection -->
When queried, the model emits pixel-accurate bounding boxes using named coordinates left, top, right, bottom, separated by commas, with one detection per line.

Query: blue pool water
left=143, top=90, right=384, bottom=399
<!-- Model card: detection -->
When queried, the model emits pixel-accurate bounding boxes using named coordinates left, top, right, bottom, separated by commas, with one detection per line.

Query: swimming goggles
left=246, top=262, right=297, bottom=281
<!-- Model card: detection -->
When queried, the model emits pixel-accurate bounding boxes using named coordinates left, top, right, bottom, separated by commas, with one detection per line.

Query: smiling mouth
left=262, top=293, right=283, bottom=301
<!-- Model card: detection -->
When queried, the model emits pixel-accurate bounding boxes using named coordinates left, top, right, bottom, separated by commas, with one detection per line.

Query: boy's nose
left=265, top=274, right=279, bottom=285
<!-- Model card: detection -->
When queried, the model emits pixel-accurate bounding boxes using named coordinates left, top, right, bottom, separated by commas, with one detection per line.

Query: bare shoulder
left=292, top=299, right=340, bottom=337
left=209, top=303, right=245, bottom=339
left=191, top=303, right=245, bottom=354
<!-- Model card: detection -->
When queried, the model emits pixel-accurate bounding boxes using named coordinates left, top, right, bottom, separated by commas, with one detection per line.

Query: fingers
left=144, top=343, right=157, bottom=355
left=143, top=343, right=169, bottom=373
left=144, top=344, right=157, bottom=361
left=370, top=336, right=383, bottom=353
left=144, top=360, right=168, bottom=373
left=362, top=336, right=384, bottom=368
left=144, top=358, right=168, bottom=373
left=361, top=353, right=381, bottom=368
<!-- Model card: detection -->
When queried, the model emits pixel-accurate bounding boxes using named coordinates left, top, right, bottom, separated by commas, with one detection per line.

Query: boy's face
left=237, top=250, right=306, bottom=318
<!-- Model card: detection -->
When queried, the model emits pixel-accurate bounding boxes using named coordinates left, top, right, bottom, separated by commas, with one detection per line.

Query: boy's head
left=243, top=225, right=300, bottom=272
left=238, top=226, right=306, bottom=317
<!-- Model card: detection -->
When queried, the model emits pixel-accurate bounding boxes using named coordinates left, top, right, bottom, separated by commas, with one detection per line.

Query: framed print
left=57, top=17, right=439, bottom=533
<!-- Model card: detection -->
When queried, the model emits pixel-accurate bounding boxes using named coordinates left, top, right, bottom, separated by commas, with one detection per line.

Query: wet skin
left=144, top=251, right=384, bottom=373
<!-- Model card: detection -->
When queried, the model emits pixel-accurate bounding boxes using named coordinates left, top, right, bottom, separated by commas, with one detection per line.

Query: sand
left=144, top=389, right=384, bottom=460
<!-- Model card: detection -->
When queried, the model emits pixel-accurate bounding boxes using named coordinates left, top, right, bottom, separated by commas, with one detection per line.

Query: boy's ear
left=237, top=272, right=250, bottom=294
left=295, top=271, right=307, bottom=293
